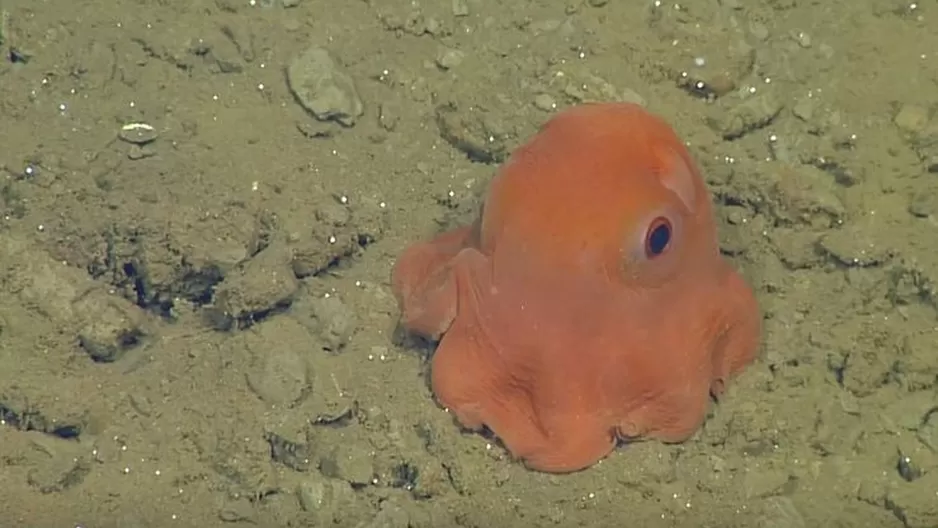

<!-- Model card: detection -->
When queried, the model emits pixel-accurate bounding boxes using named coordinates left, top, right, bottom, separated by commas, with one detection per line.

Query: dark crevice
left=0, top=400, right=83, bottom=440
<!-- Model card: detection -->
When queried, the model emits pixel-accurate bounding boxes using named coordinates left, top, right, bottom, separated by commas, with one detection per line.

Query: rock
left=677, top=42, right=755, bottom=100
left=286, top=196, right=387, bottom=279
left=77, top=292, right=148, bottom=363
left=766, top=228, right=824, bottom=269
left=434, top=47, right=464, bottom=70
left=451, top=0, right=469, bottom=16
left=209, top=242, right=299, bottom=330
left=893, top=103, right=930, bottom=135
left=817, top=224, right=893, bottom=268
left=104, top=223, right=248, bottom=314
left=319, top=443, right=376, bottom=487
left=266, top=431, right=314, bottom=472
left=0, top=234, right=150, bottom=363
left=295, top=474, right=359, bottom=524
left=24, top=432, right=92, bottom=493
left=435, top=101, right=512, bottom=163
left=908, top=190, right=938, bottom=218
left=765, top=164, right=845, bottom=228
left=293, top=294, right=355, bottom=353
left=217, top=498, right=256, bottom=524
left=743, top=468, right=794, bottom=499
left=287, top=46, right=364, bottom=127
left=532, top=93, right=557, bottom=112
left=710, top=92, right=784, bottom=140
left=241, top=317, right=314, bottom=407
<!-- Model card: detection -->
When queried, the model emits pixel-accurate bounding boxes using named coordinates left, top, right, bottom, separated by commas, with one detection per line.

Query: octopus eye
left=644, top=217, right=672, bottom=258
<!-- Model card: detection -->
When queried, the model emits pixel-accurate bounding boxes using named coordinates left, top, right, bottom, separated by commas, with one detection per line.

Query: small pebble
left=533, top=94, right=557, bottom=112
left=435, top=48, right=465, bottom=70
left=452, top=0, right=469, bottom=16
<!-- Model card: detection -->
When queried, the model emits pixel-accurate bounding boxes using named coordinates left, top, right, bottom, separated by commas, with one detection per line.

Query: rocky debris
left=887, top=259, right=938, bottom=313
left=763, top=228, right=825, bottom=270
left=264, top=400, right=464, bottom=516
left=431, top=70, right=649, bottom=164
left=241, top=317, right=314, bottom=408
left=893, top=102, right=938, bottom=172
left=709, top=92, right=784, bottom=140
left=1, top=234, right=152, bottom=364
left=676, top=42, right=756, bottom=101
left=267, top=431, right=314, bottom=472
left=287, top=46, right=364, bottom=127
left=717, top=160, right=845, bottom=230
left=817, top=224, right=894, bottom=268
left=890, top=331, right=938, bottom=392
left=295, top=473, right=360, bottom=525
left=251, top=418, right=365, bottom=495
left=319, top=442, right=376, bottom=487
left=377, top=7, right=454, bottom=38
left=77, top=296, right=148, bottom=363
left=21, top=432, right=92, bottom=494
left=88, top=191, right=385, bottom=333
left=127, top=24, right=254, bottom=75
left=433, top=47, right=465, bottom=71
left=435, top=100, right=515, bottom=164
left=285, top=196, right=388, bottom=279
left=907, top=189, right=938, bottom=219
left=362, top=409, right=467, bottom=499
left=206, top=241, right=299, bottom=330
left=95, top=222, right=250, bottom=318
left=291, top=294, right=356, bottom=353
left=0, top=391, right=86, bottom=439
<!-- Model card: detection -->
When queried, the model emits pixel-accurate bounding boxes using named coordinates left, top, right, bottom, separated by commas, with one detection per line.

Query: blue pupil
left=647, top=222, right=671, bottom=256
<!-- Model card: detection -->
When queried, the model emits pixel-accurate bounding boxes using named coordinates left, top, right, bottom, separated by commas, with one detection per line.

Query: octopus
left=391, top=102, right=762, bottom=473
